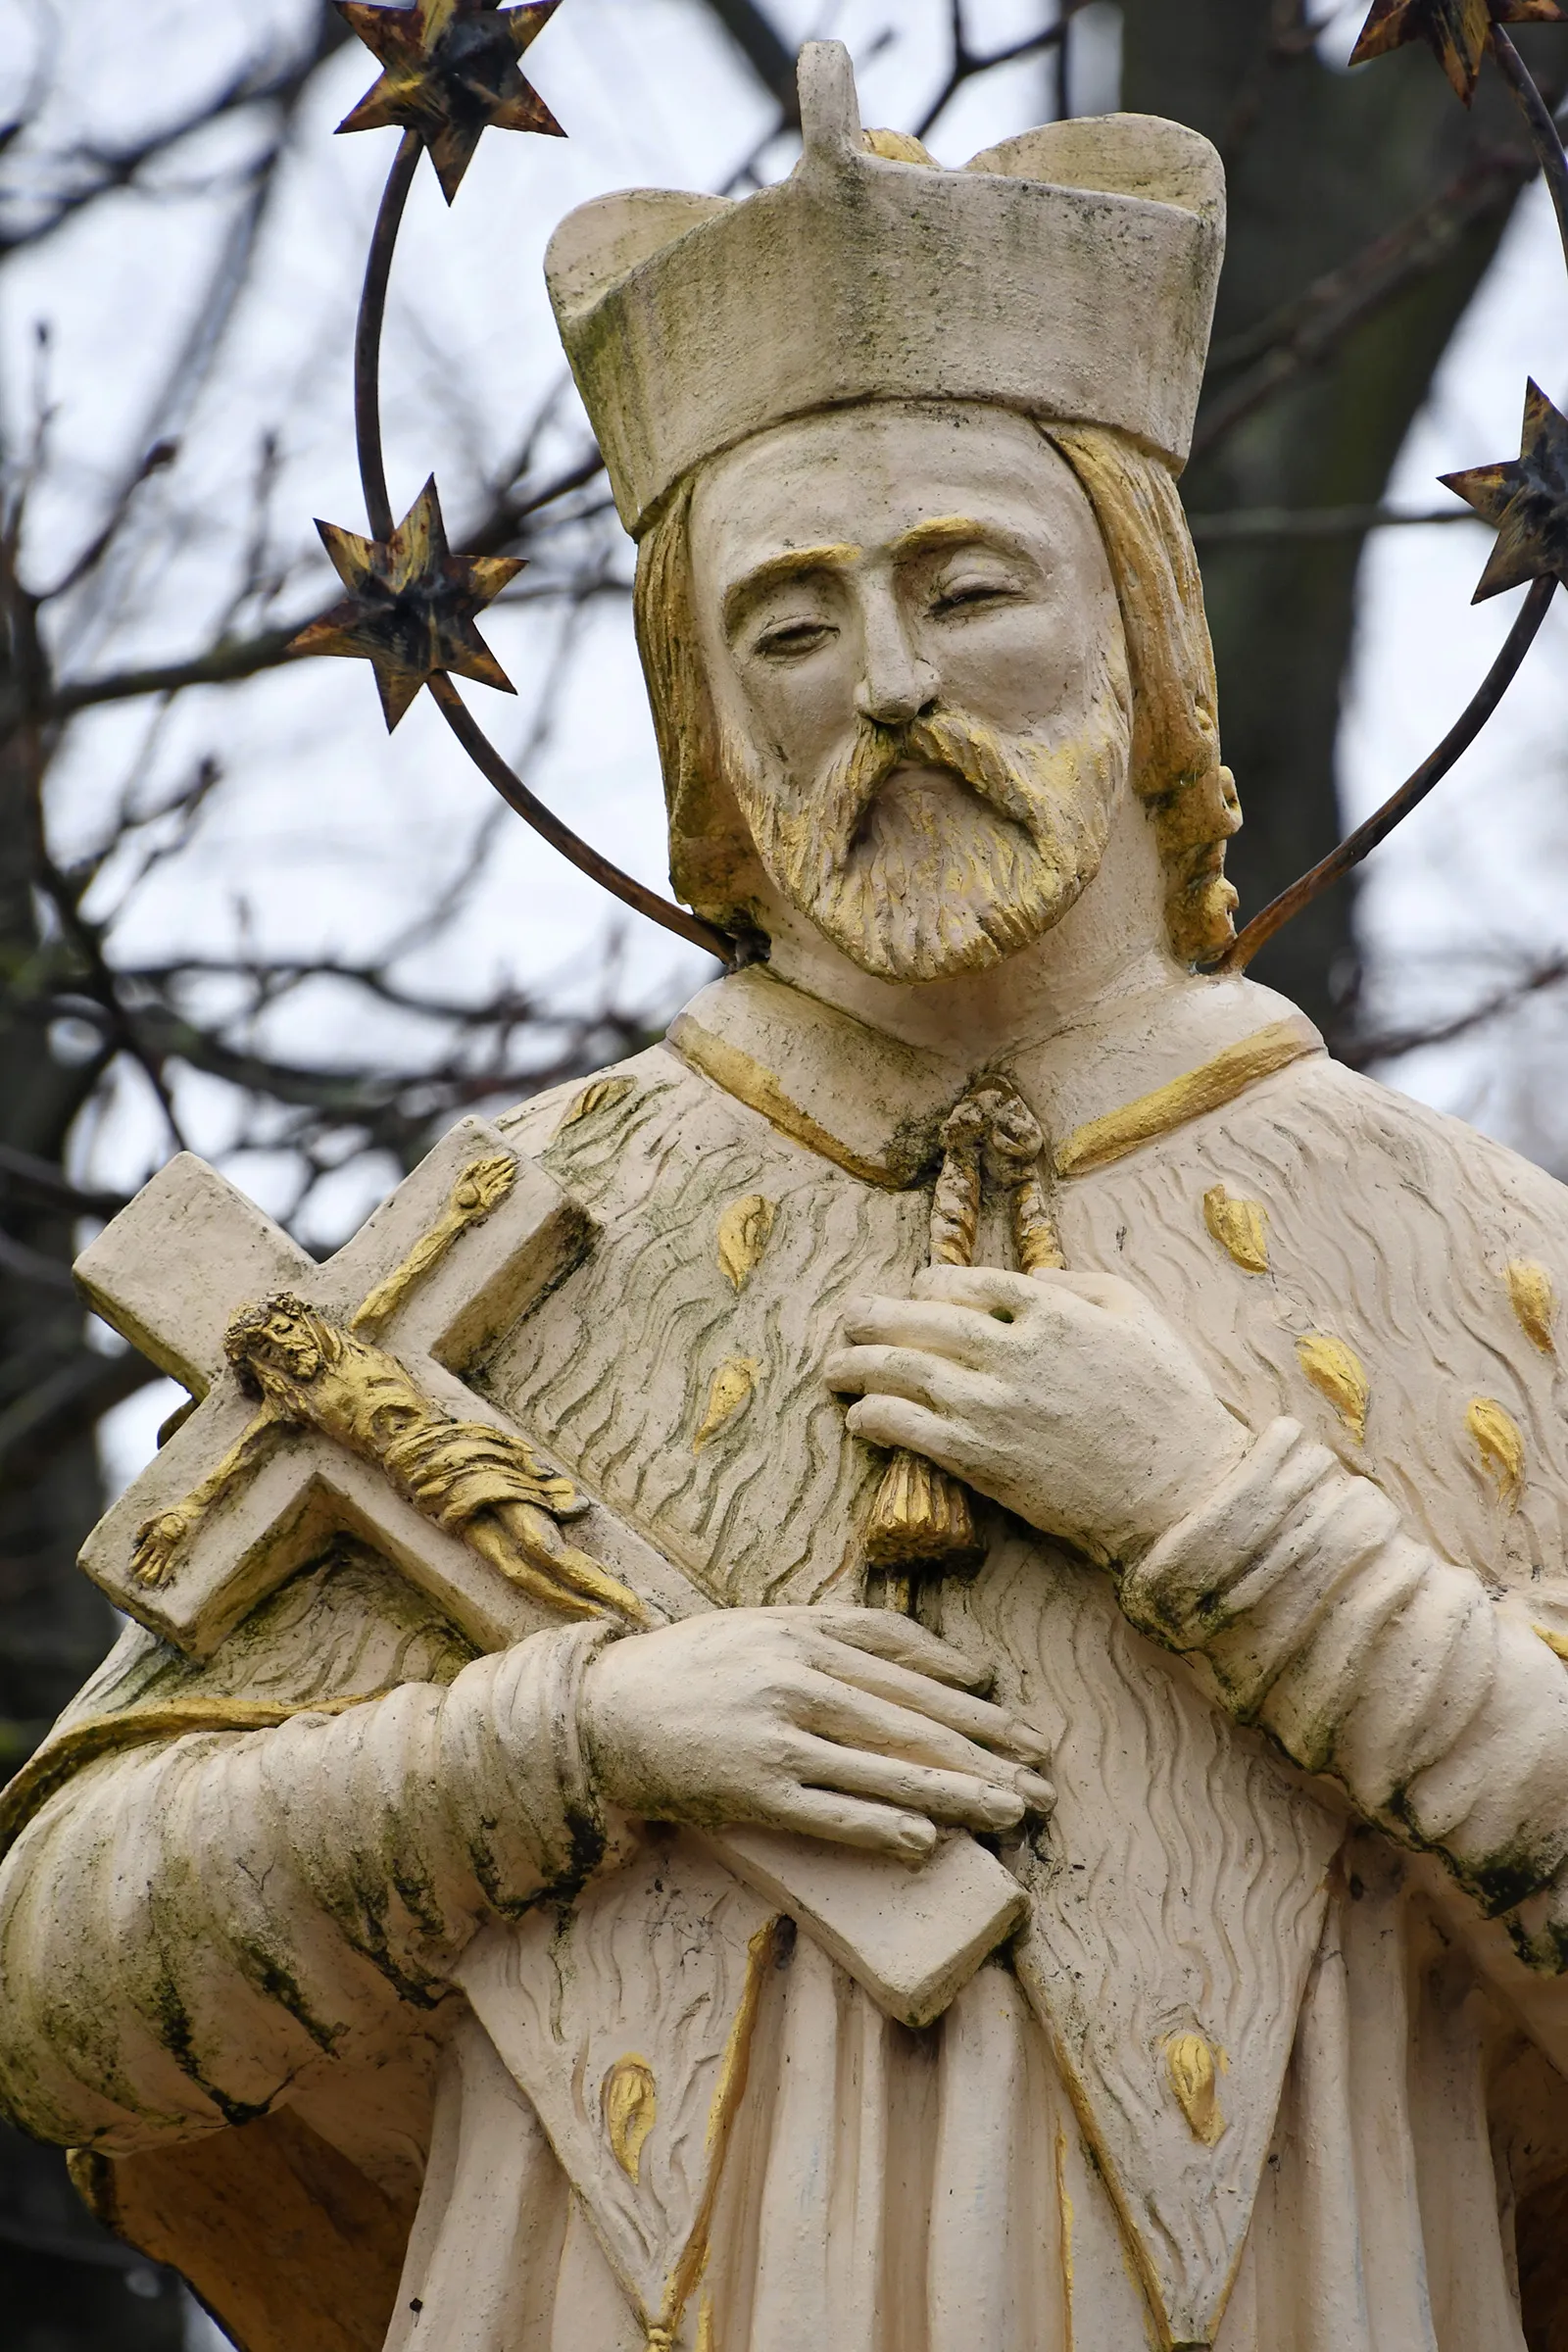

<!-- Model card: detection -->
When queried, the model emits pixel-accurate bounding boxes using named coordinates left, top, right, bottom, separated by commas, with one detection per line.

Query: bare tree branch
left=1193, top=146, right=1537, bottom=460
left=695, top=0, right=801, bottom=122
left=1342, top=956, right=1568, bottom=1068
left=0, top=4, right=353, bottom=256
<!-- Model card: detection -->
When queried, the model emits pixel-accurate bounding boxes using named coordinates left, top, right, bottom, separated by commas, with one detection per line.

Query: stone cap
left=545, top=41, right=1226, bottom=535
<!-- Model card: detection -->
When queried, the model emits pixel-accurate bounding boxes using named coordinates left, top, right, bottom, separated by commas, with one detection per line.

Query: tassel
left=984, top=1084, right=1065, bottom=1274
left=865, top=1082, right=1060, bottom=1598
left=866, top=1095, right=988, bottom=1591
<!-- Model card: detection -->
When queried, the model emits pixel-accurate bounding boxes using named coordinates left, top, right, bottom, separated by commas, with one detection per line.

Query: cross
left=75, top=1114, right=689, bottom=1660
left=75, top=1113, right=1026, bottom=2027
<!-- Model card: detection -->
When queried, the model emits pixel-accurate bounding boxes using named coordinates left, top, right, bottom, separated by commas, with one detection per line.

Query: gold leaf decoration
left=1202, top=1185, right=1269, bottom=1275
left=1467, top=1396, right=1525, bottom=1510
left=1507, top=1257, right=1557, bottom=1354
left=351, top=1150, right=515, bottom=1335
left=1164, top=2034, right=1225, bottom=2147
left=1296, top=1333, right=1370, bottom=1444
left=716, top=1195, right=777, bottom=1293
left=864, top=1449, right=982, bottom=1571
left=555, top=1074, right=635, bottom=1135
left=693, top=1358, right=759, bottom=1452
left=1534, top=1623, right=1568, bottom=1666
left=602, top=2054, right=657, bottom=2184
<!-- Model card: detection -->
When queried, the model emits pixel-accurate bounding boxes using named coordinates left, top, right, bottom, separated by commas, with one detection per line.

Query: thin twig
left=1188, top=503, right=1478, bottom=545
left=1345, top=955, right=1568, bottom=1067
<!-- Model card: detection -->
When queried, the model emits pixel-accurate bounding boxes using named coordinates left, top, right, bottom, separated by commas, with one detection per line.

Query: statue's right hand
left=577, top=1606, right=1054, bottom=1860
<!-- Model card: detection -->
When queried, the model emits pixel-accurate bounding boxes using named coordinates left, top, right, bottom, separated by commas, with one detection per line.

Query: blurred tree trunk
left=1118, top=3, right=1545, bottom=1035
left=0, top=624, right=181, bottom=2337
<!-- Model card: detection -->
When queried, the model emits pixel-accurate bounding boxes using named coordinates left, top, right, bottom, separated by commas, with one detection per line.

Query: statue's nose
left=854, top=600, right=938, bottom=726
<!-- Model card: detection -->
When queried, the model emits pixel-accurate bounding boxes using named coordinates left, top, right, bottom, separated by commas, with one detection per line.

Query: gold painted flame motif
left=1202, top=1185, right=1269, bottom=1275
left=556, top=1074, right=635, bottom=1134
left=1467, top=1396, right=1525, bottom=1511
left=1507, top=1258, right=1557, bottom=1354
left=1296, top=1333, right=1369, bottom=1444
left=603, top=2054, right=658, bottom=2185
left=716, top=1195, right=777, bottom=1293
left=1164, top=2034, right=1225, bottom=2147
left=693, top=1358, right=759, bottom=1451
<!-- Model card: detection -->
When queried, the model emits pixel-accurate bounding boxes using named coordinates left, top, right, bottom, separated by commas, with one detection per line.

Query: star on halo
left=1441, top=379, right=1568, bottom=599
left=1349, top=0, right=1564, bottom=104
left=288, top=476, right=524, bottom=729
left=335, top=0, right=565, bottom=203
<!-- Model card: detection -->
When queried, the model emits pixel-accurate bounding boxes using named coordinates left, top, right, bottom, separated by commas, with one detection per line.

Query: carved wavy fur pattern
left=1055, top=1054, right=1568, bottom=1594
left=44, top=1542, right=476, bottom=1740
left=490, top=1047, right=928, bottom=1606
left=951, top=1541, right=1339, bottom=2334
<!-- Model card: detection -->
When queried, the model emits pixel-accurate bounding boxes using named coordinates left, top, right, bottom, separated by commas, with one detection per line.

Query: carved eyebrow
left=721, top=544, right=861, bottom=636
left=889, top=514, right=1029, bottom=564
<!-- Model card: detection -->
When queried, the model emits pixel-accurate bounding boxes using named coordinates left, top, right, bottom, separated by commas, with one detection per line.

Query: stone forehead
left=545, top=43, right=1225, bottom=536
left=685, top=403, right=1104, bottom=564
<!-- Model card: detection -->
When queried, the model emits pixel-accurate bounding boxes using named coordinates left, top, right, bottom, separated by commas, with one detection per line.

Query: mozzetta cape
left=7, top=965, right=1568, bottom=2349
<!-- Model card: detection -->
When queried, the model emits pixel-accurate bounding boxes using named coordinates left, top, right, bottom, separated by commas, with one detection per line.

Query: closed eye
left=930, top=575, right=1025, bottom=616
left=755, top=618, right=838, bottom=659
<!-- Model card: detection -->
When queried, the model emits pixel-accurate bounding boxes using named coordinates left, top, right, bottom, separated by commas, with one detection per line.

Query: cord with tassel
left=864, top=1076, right=1061, bottom=1611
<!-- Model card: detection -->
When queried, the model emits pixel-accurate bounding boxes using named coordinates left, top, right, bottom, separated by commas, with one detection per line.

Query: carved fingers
left=787, top=1667, right=1053, bottom=1809
left=785, top=1737, right=1035, bottom=1841
left=801, top=1603, right=992, bottom=1687
left=797, top=1625, right=1049, bottom=1762
left=829, top=1265, right=1251, bottom=1560
left=576, top=1606, right=1053, bottom=1857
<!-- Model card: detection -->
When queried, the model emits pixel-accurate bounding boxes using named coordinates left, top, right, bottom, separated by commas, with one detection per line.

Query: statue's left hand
left=826, top=1265, right=1250, bottom=1563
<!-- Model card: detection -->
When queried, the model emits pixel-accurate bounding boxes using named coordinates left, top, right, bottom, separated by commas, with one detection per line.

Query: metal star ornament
left=288, top=476, right=524, bottom=728
left=336, top=0, right=564, bottom=203
left=1350, top=0, right=1564, bottom=104
left=1441, top=380, right=1568, bottom=599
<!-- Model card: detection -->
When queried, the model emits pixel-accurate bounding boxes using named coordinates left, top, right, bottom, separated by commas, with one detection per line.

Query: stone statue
left=4, top=43, right=1568, bottom=2352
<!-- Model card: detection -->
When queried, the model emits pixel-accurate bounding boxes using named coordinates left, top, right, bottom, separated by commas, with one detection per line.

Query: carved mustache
left=819, top=709, right=1044, bottom=853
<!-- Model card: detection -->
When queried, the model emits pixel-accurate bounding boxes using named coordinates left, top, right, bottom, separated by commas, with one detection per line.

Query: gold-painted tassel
left=866, top=1095, right=987, bottom=1591
left=929, top=1095, right=987, bottom=1264
left=864, top=1446, right=983, bottom=1573
left=864, top=1079, right=1059, bottom=1600
left=986, top=1082, right=1065, bottom=1274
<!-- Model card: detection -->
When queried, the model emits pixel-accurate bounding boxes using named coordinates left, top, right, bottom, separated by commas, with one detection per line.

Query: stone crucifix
left=74, top=1111, right=1024, bottom=2031
left=74, top=1115, right=671, bottom=1660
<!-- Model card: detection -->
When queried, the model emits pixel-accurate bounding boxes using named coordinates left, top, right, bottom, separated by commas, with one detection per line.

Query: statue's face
left=227, top=1298, right=323, bottom=1384
left=689, top=402, right=1130, bottom=982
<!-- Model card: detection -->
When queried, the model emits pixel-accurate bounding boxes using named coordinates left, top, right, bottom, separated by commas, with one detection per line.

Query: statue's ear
left=966, top=114, right=1225, bottom=235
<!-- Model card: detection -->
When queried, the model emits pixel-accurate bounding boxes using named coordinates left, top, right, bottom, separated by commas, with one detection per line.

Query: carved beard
left=718, top=692, right=1129, bottom=982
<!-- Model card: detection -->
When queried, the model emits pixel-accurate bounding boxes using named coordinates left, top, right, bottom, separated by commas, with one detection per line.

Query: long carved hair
left=632, top=416, right=1241, bottom=969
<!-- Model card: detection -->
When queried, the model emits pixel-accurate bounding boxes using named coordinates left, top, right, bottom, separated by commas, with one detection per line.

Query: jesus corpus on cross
left=6, top=42, right=1568, bottom=2352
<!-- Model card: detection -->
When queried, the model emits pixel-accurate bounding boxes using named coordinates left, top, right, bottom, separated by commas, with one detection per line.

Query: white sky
left=2, top=0, right=1566, bottom=1496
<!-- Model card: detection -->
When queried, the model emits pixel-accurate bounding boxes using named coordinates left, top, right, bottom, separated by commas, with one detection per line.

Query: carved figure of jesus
left=5, top=43, right=1568, bottom=2352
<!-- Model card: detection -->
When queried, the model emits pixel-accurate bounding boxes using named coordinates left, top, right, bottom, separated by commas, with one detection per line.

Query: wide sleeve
left=1117, top=1417, right=1568, bottom=1965
left=0, top=1622, right=614, bottom=2153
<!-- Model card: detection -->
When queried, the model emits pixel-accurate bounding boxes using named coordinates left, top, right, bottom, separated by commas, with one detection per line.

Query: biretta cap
left=545, top=42, right=1225, bottom=536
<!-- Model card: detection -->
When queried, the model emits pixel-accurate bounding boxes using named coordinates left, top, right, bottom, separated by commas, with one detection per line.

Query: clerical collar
left=666, top=964, right=1324, bottom=1191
